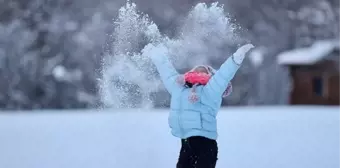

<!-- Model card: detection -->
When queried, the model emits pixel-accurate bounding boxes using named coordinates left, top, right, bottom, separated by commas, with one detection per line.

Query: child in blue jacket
left=143, top=43, right=254, bottom=168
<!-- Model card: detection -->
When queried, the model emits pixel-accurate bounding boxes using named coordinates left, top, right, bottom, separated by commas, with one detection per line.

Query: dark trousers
left=176, top=136, right=218, bottom=168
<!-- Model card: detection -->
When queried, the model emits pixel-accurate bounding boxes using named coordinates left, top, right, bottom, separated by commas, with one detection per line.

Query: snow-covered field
left=0, top=106, right=339, bottom=168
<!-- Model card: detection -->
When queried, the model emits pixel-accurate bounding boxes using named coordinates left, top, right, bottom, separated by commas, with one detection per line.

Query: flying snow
left=99, top=1, right=243, bottom=108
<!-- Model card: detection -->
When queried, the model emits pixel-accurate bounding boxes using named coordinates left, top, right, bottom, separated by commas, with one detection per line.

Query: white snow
left=52, top=65, right=83, bottom=82
left=277, top=40, right=339, bottom=65
left=52, top=65, right=67, bottom=80
left=100, top=2, right=241, bottom=108
left=0, top=106, right=339, bottom=168
left=248, top=47, right=265, bottom=67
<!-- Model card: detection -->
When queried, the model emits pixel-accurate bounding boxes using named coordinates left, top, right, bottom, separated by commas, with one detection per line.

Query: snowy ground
left=0, top=106, right=339, bottom=168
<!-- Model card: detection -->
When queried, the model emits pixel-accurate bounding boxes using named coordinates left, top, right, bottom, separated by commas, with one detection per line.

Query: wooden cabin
left=278, top=40, right=340, bottom=105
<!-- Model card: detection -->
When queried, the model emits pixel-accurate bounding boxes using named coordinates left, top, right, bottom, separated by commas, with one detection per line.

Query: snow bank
left=0, top=106, right=339, bottom=168
left=277, top=40, right=339, bottom=65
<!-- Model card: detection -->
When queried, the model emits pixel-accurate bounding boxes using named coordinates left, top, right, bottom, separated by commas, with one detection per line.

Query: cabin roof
left=277, top=40, right=339, bottom=65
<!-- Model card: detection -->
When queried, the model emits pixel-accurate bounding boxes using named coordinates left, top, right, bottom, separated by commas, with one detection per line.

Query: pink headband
left=184, top=65, right=232, bottom=98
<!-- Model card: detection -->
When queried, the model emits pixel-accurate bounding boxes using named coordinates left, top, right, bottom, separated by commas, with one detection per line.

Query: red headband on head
left=181, top=66, right=232, bottom=98
left=184, top=71, right=211, bottom=85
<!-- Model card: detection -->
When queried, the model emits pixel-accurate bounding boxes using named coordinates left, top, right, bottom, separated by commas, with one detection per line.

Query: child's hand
left=142, top=43, right=168, bottom=59
left=232, top=44, right=255, bottom=65
left=145, top=24, right=162, bottom=43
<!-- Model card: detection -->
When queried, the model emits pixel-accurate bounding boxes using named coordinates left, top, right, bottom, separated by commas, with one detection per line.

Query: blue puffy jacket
left=151, top=53, right=241, bottom=140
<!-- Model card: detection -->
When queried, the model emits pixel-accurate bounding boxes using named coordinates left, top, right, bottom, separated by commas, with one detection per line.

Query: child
left=143, top=43, right=254, bottom=168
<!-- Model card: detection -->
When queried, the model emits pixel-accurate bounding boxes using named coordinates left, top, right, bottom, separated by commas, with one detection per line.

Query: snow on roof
left=277, top=40, right=339, bottom=65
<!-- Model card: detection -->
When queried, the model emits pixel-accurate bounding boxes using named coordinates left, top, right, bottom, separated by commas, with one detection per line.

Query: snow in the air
left=277, top=39, right=339, bottom=65
left=99, top=2, right=241, bottom=109
left=248, top=47, right=265, bottom=67
left=0, top=106, right=339, bottom=168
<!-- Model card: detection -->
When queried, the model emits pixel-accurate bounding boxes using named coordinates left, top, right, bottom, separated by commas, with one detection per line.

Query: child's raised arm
left=203, top=44, right=254, bottom=101
left=142, top=43, right=180, bottom=94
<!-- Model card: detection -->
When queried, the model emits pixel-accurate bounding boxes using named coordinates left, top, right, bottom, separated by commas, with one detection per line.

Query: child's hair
left=190, top=65, right=215, bottom=75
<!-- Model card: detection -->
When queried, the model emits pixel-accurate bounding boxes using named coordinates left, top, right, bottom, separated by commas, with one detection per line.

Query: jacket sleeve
left=202, top=56, right=240, bottom=101
left=150, top=53, right=180, bottom=94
